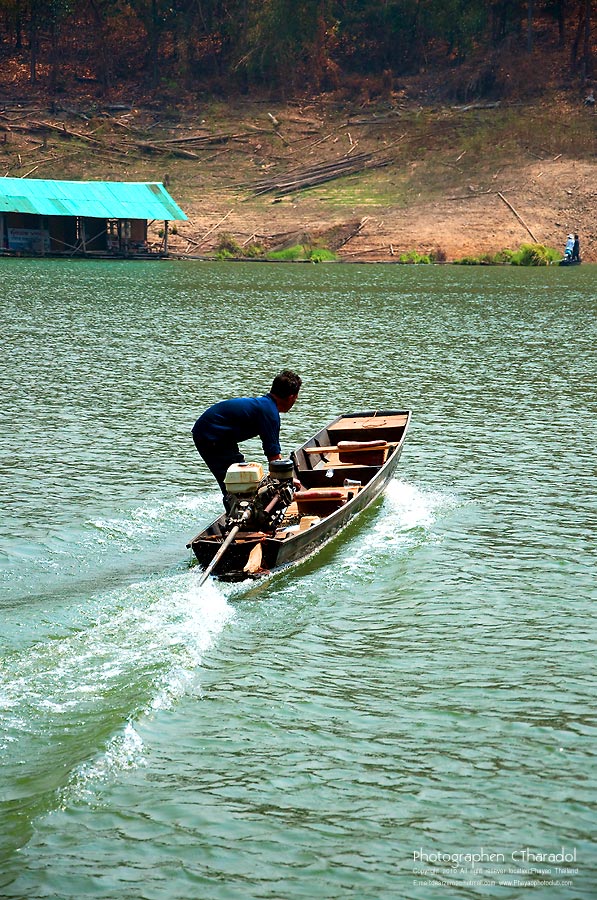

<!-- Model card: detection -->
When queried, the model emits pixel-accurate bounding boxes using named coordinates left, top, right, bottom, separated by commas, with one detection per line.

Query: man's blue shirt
left=193, top=394, right=281, bottom=457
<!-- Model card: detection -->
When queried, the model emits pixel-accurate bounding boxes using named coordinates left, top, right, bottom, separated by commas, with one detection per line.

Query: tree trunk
left=570, top=0, right=585, bottom=72
left=150, top=0, right=160, bottom=87
left=582, top=0, right=593, bottom=78
left=556, top=0, right=566, bottom=47
left=88, top=0, right=113, bottom=90
left=15, top=6, right=23, bottom=50
left=527, top=0, right=534, bottom=52
left=29, top=7, right=38, bottom=83
left=570, top=0, right=593, bottom=76
left=49, top=18, right=59, bottom=93
left=195, top=0, right=221, bottom=77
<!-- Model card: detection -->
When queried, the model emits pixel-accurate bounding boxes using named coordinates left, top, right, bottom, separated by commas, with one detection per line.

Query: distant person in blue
left=192, top=370, right=302, bottom=503
left=564, top=234, right=575, bottom=260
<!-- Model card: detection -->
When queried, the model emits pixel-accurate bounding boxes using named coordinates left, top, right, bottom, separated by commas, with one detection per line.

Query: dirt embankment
left=172, top=157, right=596, bottom=263
left=1, top=91, right=595, bottom=261
left=163, top=97, right=596, bottom=262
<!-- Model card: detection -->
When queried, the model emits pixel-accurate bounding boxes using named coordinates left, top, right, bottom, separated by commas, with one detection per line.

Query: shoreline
left=2, top=249, right=590, bottom=266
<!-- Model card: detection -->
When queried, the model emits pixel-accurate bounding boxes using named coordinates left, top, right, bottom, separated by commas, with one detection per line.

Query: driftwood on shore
left=497, top=191, right=539, bottom=243
left=146, top=128, right=269, bottom=149
left=0, top=113, right=270, bottom=163
left=250, top=149, right=393, bottom=195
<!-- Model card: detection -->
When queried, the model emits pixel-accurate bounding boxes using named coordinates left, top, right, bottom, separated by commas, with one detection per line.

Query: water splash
left=338, top=479, right=459, bottom=576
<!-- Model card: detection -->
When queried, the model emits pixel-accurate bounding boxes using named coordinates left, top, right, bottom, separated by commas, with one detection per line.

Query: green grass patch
left=309, top=247, right=338, bottom=262
left=303, top=170, right=412, bottom=208
left=509, top=243, right=561, bottom=265
left=398, top=250, right=432, bottom=264
left=453, top=243, right=560, bottom=266
left=266, top=244, right=338, bottom=262
left=266, top=245, right=305, bottom=261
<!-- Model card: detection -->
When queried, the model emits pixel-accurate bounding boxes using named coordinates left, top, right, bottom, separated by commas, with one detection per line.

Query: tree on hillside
left=25, top=0, right=73, bottom=86
left=85, top=0, right=117, bottom=89
left=239, top=0, right=334, bottom=91
left=2, top=0, right=24, bottom=49
left=47, top=0, right=73, bottom=91
left=545, top=0, right=568, bottom=46
left=570, top=0, right=593, bottom=75
left=0, top=0, right=594, bottom=93
left=127, top=0, right=164, bottom=86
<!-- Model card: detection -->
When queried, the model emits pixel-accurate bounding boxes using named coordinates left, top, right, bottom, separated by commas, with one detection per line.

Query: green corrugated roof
left=0, top=177, right=187, bottom=221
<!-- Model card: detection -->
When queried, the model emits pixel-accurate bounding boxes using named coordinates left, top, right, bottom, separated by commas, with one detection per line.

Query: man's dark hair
left=271, top=369, right=302, bottom=399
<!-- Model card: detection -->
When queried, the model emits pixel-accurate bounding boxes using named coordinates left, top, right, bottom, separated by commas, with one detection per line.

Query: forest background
left=0, top=0, right=595, bottom=261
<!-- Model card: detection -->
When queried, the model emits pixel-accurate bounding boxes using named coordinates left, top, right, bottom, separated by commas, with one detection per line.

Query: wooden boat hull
left=188, top=409, right=411, bottom=581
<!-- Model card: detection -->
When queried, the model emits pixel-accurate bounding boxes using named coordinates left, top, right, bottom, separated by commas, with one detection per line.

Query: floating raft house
left=0, top=177, right=187, bottom=258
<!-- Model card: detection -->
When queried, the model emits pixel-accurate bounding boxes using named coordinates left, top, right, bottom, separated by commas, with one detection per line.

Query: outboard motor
left=224, top=459, right=296, bottom=533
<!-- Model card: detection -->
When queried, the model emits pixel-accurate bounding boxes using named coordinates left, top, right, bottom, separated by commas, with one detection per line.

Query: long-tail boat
left=188, top=409, right=411, bottom=582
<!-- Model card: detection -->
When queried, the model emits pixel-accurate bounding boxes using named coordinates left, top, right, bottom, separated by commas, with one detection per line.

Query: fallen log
left=0, top=119, right=132, bottom=156
left=253, top=154, right=392, bottom=195
left=148, top=129, right=269, bottom=148
left=497, top=192, right=539, bottom=242
left=132, top=139, right=199, bottom=159
left=334, top=217, right=370, bottom=249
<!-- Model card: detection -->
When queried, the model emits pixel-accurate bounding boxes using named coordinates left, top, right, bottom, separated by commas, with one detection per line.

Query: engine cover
left=224, top=463, right=295, bottom=534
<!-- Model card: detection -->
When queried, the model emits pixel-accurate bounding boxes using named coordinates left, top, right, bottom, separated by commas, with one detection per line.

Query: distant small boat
left=188, top=410, right=411, bottom=582
left=559, top=257, right=581, bottom=266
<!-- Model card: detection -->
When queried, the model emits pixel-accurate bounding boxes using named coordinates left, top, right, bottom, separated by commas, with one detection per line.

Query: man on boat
left=564, top=234, right=575, bottom=260
left=572, top=234, right=580, bottom=261
left=192, top=369, right=302, bottom=504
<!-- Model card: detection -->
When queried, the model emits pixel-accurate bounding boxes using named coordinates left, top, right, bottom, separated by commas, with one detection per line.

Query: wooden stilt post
left=163, top=220, right=169, bottom=254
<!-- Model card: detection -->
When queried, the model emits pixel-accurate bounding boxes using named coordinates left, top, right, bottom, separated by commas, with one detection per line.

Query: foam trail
left=1, top=492, right=222, bottom=605
left=0, top=569, right=233, bottom=799
left=63, top=722, right=147, bottom=806
left=90, top=494, right=216, bottom=551
left=338, top=479, right=458, bottom=575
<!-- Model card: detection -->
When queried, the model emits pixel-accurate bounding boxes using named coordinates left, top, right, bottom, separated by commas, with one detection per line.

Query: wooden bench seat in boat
left=337, top=439, right=388, bottom=465
left=300, top=442, right=394, bottom=483
left=327, top=413, right=408, bottom=444
left=303, top=439, right=388, bottom=464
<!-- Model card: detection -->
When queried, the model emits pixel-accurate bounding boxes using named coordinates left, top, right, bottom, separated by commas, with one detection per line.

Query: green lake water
left=0, top=258, right=595, bottom=899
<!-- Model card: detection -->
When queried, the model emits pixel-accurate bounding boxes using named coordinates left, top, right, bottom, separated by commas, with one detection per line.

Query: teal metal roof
left=0, top=177, right=187, bottom=221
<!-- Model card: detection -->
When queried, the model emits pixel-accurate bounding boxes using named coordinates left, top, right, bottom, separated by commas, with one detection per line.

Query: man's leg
left=193, top=437, right=244, bottom=500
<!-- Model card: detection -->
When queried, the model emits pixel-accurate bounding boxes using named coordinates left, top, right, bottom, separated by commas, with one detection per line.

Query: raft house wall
left=0, top=211, right=150, bottom=256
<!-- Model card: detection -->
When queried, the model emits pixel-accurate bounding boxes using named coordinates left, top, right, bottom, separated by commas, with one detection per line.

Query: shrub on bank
left=215, top=232, right=243, bottom=259
left=396, top=248, right=446, bottom=264
left=454, top=250, right=514, bottom=265
left=453, top=244, right=559, bottom=266
left=215, top=232, right=264, bottom=259
left=398, top=250, right=432, bottom=264
left=266, top=244, right=338, bottom=262
left=510, top=243, right=560, bottom=266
